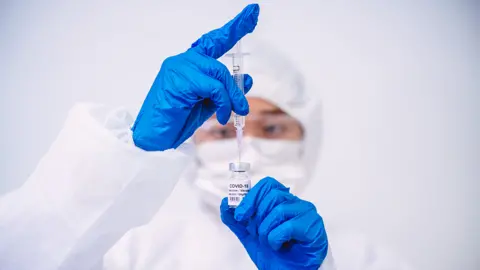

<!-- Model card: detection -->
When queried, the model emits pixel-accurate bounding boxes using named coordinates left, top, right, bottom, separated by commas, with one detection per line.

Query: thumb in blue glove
left=132, top=4, right=260, bottom=151
left=220, top=177, right=329, bottom=270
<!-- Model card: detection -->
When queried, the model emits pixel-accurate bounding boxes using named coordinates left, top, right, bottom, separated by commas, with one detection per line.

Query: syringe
left=231, top=41, right=245, bottom=162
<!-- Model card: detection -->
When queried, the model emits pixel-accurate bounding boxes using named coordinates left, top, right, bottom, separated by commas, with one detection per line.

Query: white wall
left=1, top=0, right=478, bottom=269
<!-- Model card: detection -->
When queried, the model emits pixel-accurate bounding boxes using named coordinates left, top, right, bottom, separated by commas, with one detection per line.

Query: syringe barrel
left=232, top=43, right=244, bottom=91
left=233, top=114, right=245, bottom=129
left=232, top=41, right=244, bottom=73
left=232, top=41, right=245, bottom=129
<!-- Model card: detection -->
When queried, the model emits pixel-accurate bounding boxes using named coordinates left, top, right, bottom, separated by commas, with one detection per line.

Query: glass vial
left=228, top=162, right=251, bottom=208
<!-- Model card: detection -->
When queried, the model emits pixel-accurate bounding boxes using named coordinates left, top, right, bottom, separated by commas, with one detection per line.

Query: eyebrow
left=259, top=108, right=287, bottom=115
left=210, top=108, right=286, bottom=120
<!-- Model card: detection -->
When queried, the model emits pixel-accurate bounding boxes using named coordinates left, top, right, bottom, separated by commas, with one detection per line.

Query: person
left=0, top=4, right=410, bottom=270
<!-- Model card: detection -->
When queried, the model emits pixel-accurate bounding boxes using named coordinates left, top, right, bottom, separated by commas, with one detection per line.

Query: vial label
left=228, top=182, right=250, bottom=207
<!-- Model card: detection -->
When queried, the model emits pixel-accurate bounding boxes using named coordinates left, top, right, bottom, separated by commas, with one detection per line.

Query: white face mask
left=193, top=137, right=307, bottom=206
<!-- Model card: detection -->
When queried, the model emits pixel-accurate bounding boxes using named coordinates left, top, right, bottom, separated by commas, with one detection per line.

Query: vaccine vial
left=228, top=162, right=251, bottom=208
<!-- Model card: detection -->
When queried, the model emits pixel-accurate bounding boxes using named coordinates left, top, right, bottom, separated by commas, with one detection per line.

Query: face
left=194, top=97, right=304, bottom=144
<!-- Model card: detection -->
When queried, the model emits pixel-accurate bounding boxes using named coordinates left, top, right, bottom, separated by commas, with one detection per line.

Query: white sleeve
left=0, top=103, right=192, bottom=270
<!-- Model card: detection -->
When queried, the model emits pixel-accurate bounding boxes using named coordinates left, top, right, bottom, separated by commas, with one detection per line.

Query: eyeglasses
left=194, top=113, right=303, bottom=144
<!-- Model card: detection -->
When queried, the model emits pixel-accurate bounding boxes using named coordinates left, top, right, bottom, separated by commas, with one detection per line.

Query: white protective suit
left=0, top=42, right=411, bottom=270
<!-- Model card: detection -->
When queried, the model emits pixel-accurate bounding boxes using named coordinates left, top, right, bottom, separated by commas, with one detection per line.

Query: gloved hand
left=221, top=177, right=329, bottom=270
left=132, top=4, right=260, bottom=151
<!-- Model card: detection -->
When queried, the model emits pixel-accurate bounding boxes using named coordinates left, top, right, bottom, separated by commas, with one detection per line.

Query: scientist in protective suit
left=0, top=4, right=410, bottom=270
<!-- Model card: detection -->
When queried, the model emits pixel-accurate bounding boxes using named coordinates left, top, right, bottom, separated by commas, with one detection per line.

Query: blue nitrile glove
left=132, top=4, right=260, bottom=151
left=220, top=177, right=329, bottom=270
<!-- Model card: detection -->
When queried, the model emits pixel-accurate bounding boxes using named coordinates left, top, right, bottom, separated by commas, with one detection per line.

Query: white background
left=1, top=0, right=479, bottom=269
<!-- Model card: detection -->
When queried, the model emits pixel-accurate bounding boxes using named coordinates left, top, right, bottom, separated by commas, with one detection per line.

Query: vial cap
left=229, top=162, right=251, bottom=172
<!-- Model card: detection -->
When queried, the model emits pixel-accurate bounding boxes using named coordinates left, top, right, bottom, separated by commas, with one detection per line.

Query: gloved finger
left=220, top=197, right=249, bottom=240
left=189, top=52, right=249, bottom=116
left=234, top=177, right=289, bottom=222
left=221, top=74, right=253, bottom=115
left=228, top=74, right=252, bottom=114
left=211, top=86, right=233, bottom=124
left=252, top=189, right=295, bottom=246
left=267, top=211, right=327, bottom=251
left=190, top=4, right=260, bottom=59
left=243, top=74, right=253, bottom=95
left=258, top=200, right=316, bottom=247
left=245, top=216, right=259, bottom=237
left=253, top=189, right=296, bottom=230
left=171, top=102, right=215, bottom=149
left=191, top=72, right=232, bottom=125
left=228, top=74, right=253, bottom=112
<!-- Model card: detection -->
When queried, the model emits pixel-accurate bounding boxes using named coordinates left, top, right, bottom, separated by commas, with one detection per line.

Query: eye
left=210, top=127, right=236, bottom=139
left=263, top=124, right=285, bottom=137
